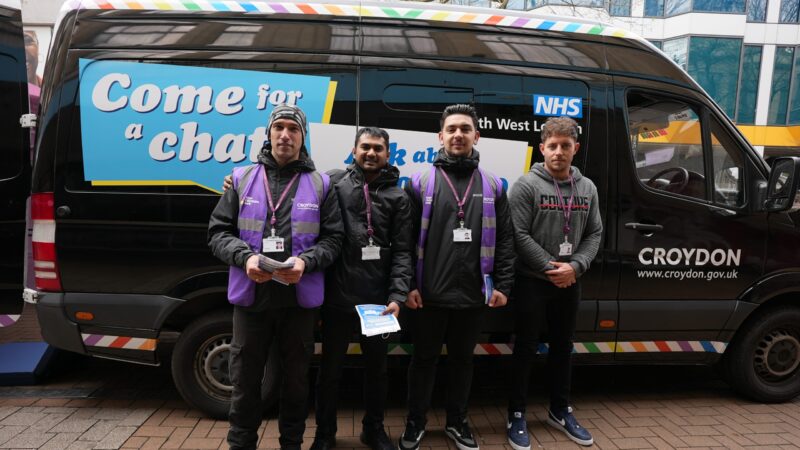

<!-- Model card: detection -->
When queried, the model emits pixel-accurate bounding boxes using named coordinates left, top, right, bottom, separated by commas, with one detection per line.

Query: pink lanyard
left=552, top=175, right=576, bottom=237
left=262, top=170, right=300, bottom=235
left=363, top=183, right=375, bottom=245
left=437, top=168, right=476, bottom=226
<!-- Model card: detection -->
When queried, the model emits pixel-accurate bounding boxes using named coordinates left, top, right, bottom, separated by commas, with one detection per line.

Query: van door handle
left=624, top=222, right=663, bottom=232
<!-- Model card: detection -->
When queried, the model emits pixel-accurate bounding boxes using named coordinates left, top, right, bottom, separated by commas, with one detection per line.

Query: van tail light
left=31, top=192, right=62, bottom=292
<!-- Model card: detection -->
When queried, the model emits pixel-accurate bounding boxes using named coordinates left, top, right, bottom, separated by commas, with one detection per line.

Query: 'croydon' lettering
left=638, top=247, right=741, bottom=267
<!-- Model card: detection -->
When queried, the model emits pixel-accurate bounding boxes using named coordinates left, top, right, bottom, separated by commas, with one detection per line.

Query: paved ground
left=2, top=305, right=800, bottom=449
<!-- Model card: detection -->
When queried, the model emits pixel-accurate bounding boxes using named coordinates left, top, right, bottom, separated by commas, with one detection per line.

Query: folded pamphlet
left=258, top=255, right=295, bottom=285
left=483, top=274, right=494, bottom=304
left=355, top=304, right=401, bottom=337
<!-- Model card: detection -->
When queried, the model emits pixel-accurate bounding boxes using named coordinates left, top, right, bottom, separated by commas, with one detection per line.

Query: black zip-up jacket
left=324, top=164, right=413, bottom=313
left=405, top=149, right=515, bottom=308
left=208, top=151, right=344, bottom=310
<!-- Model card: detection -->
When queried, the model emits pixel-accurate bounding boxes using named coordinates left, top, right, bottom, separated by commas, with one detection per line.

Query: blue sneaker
left=547, top=406, right=593, bottom=446
left=506, top=411, right=531, bottom=450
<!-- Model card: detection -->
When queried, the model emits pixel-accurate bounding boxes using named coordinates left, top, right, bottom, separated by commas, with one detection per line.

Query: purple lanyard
left=262, top=170, right=300, bottom=235
left=552, top=175, right=576, bottom=237
left=438, top=168, right=476, bottom=227
left=363, top=183, right=375, bottom=245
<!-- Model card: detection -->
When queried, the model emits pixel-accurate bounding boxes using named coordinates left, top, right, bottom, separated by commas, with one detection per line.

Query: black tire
left=172, top=310, right=235, bottom=419
left=171, top=310, right=282, bottom=419
left=723, top=306, right=800, bottom=402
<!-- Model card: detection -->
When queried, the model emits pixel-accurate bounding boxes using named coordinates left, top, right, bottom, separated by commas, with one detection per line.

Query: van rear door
left=614, top=78, right=768, bottom=361
left=0, top=1, right=30, bottom=323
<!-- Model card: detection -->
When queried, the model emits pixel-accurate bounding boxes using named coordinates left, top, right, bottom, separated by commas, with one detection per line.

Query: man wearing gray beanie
left=209, top=104, right=344, bottom=450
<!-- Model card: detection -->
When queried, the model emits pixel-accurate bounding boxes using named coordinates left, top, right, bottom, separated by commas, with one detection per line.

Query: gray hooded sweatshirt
left=509, top=163, right=602, bottom=280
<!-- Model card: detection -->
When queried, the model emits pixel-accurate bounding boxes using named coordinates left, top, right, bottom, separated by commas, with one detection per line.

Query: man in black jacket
left=400, top=104, right=515, bottom=450
left=208, top=105, right=344, bottom=450
left=311, top=127, right=413, bottom=450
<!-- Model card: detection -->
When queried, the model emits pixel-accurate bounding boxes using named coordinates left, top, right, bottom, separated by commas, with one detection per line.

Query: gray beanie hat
left=265, top=104, right=308, bottom=151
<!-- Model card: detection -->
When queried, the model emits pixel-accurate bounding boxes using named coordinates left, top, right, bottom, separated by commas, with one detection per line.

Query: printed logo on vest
left=424, top=196, right=433, bottom=204
left=242, top=197, right=260, bottom=206
left=296, top=202, right=319, bottom=211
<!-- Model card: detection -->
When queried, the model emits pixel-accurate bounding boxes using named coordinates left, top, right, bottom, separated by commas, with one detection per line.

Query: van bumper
left=35, top=291, right=185, bottom=364
left=35, top=292, right=86, bottom=354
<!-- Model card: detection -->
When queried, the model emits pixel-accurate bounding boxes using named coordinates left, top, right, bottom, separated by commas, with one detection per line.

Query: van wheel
left=171, top=310, right=281, bottom=419
left=724, top=306, right=800, bottom=402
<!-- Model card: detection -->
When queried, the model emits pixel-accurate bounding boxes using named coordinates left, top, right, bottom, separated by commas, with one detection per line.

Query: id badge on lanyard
left=263, top=234, right=285, bottom=253
left=438, top=168, right=476, bottom=243
left=554, top=175, right=575, bottom=257
left=362, top=183, right=382, bottom=260
left=261, top=170, right=298, bottom=254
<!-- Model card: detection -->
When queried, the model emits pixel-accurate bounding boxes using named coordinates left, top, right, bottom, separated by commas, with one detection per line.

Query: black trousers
left=508, top=276, right=581, bottom=414
left=227, top=305, right=315, bottom=450
left=315, top=307, right=389, bottom=438
left=406, top=306, right=485, bottom=427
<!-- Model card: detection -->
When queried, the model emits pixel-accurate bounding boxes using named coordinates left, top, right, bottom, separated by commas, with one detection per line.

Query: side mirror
left=765, top=157, right=800, bottom=212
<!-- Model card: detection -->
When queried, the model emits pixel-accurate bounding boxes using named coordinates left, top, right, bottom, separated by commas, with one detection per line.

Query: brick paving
left=2, top=307, right=800, bottom=448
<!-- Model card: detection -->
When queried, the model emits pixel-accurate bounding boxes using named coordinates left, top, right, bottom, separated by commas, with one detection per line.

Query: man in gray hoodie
left=505, top=116, right=602, bottom=449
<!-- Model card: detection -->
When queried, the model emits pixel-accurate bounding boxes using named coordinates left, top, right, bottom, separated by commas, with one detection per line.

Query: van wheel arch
left=170, top=309, right=281, bottom=419
left=723, top=304, right=800, bottom=402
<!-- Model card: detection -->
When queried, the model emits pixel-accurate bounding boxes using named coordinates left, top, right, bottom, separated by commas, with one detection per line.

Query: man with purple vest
left=208, top=104, right=344, bottom=450
left=399, top=104, right=515, bottom=450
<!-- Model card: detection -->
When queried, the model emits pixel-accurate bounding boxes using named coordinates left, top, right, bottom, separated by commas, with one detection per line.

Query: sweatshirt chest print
left=538, top=194, right=590, bottom=211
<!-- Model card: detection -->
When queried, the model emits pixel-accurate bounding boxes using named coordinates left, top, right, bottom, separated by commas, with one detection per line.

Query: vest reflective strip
left=482, top=217, right=496, bottom=228
left=480, top=247, right=495, bottom=258
left=293, top=221, right=320, bottom=234
left=420, top=218, right=430, bottom=230
left=238, top=218, right=265, bottom=232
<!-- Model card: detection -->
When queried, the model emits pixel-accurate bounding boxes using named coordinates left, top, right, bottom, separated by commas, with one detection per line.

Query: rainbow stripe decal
left=82, top=333, right=157, bottom=351
left=61, top=0, right=639, bottom=41
left=0, top=315, right=20, bottom=327
left=313, top=341, right=728, bottom=355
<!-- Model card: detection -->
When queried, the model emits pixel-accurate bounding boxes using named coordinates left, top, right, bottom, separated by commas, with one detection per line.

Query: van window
left=626, top=91, right=747, bottom=207
left=626, top=92, right=707, bottom=201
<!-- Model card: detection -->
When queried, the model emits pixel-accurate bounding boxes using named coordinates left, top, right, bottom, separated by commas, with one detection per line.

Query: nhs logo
left=533, top=95, right=583, bottom=118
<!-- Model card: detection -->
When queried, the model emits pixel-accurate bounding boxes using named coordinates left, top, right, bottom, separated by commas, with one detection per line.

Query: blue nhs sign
left=533, top=95, right=583, bottom=118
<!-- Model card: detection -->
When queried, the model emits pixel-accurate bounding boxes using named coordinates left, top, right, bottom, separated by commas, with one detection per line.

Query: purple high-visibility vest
left=410, top=165, right=503, bottom=293
left=228, top=163, right=330, bottom=308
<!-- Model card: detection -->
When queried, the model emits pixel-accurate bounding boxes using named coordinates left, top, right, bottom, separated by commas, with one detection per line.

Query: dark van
left=0, top=0, right=30, bottom=329
left=29, top=0, right=800, bottom=418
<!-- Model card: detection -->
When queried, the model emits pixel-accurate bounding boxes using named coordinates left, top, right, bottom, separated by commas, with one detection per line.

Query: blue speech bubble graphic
left=78, top=59, right=335, bottom=192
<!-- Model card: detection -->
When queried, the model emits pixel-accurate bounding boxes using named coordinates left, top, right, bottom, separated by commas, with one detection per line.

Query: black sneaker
left=398, top=420, right=425, bottom=450
left=445, top=420, right=479, bottom=450
left=360, top=427, right=394, bottom=450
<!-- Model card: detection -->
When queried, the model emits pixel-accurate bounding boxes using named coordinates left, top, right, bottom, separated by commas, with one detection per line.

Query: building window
left=644, top=0, right=665, bottom=16
left=768, top=47, right=795, bottom=124
left=663, top=37, right=689, bottom=71
left=665, top=0, right=691, bottom=15
left=693, top=0, right=746, bottom=13
left=735, top=46, right=762, bottom=124
left=767, top=47, right=794, bottom=125
left=790, top=49, right=800, bottom=124
left=609, top=0, right=632, bottom=15
left=747, top=0, right=767, bottom=21
left=688, top=37, right=742, bottom=118
left=780, top=0, right=800, bottom=22
left=649, top=40, right=663, bottom=50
